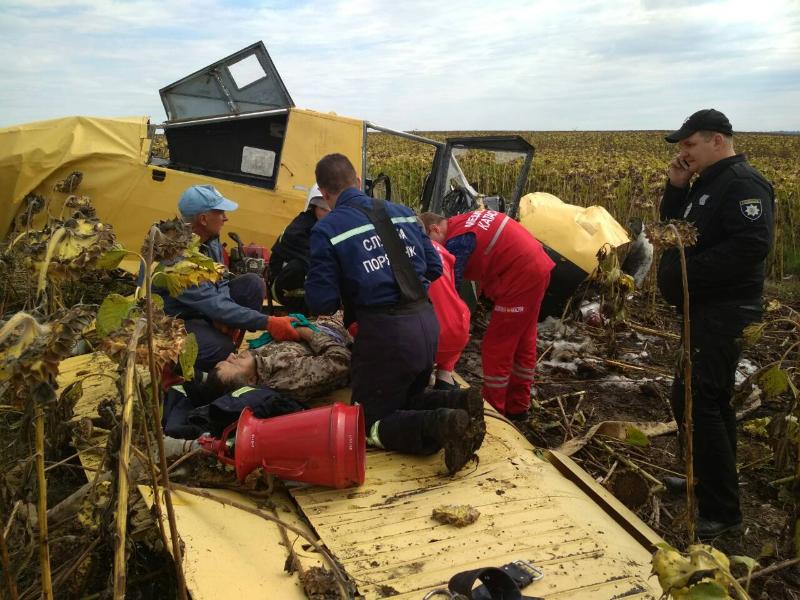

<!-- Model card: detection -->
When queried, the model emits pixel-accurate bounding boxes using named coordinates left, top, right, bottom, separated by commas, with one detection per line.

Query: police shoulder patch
left=740, top=198, right=763, bottom=221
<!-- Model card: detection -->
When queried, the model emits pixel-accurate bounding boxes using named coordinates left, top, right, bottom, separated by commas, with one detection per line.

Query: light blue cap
left=178, top=185, right=239, bottom=218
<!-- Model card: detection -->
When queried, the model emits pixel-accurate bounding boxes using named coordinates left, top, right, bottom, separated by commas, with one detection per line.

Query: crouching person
left=304, top=154, right=483, bottom=475
left=155, top=184, right=299, bottom=371
left=419, top=213, right=471, bottom=390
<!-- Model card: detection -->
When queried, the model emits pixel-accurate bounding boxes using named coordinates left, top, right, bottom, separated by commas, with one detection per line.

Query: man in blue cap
left=157, top=185, right=299, bottom=371
left=657, top=109, right=774, bottom=539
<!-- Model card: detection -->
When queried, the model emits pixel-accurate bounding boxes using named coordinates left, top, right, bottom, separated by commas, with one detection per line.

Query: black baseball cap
left=665, top=109, right=733, bottom=143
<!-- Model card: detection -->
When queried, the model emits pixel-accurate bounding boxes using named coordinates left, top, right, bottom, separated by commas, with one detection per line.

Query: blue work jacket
left=305, top=187, right=442, bottom=314
left=152, top=235, right=265, bottom=331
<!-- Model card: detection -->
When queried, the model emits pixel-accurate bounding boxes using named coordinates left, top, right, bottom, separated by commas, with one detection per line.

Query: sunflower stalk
left=33, top=385, right=54, bottom=600
left=667, top=223, right=696, bottom=542
left=112, top=316, right=146, bottom=599
left=144, top=225, right=188, bottom=600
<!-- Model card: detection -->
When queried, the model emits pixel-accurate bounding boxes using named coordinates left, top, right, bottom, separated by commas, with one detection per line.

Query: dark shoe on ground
left=433, top=379, right=460, bottom=391
left=421, top=388, right=484, bottom=421
left=663, top=476, right=689, bottom=496
left=462, top=387, right=484, bottom=421
left=506, top=409, right=532, bottom=423
left=427, top=408, right=472, bottom=475
left=697, top=517, right=742, bottom=540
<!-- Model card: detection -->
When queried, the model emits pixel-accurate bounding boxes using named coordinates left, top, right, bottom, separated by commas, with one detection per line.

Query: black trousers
left=185, top=273, right=267, bottom=371
left=351, top=302, right=441, bottom=455
left=670, top=302, right=761, bottom=524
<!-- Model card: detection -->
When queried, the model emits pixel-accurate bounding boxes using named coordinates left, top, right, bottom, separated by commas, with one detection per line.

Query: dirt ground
left=455, top=283, right=800, bottom=599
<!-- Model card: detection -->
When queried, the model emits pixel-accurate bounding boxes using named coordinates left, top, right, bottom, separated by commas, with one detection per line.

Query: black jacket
left=269, top=209, right=317, bottom=276
left=657, top=154, right=774, bottom=309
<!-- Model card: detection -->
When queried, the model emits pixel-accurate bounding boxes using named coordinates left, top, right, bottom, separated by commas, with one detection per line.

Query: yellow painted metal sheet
left=59, top=350, right=661, bottom=599
left=138, top=486, right=324, bottom=600
left=1, top=110, right=364, bottom=272
left=290, top=411, right=660, bottom=599
left=519, top=192, right=630, bottom=274
left=278, top=109, right=364, bottom=194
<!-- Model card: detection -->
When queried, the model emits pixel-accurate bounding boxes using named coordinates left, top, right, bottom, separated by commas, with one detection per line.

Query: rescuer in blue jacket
left=305, top=154, right=483, bottom=474
left=155, top=185, right=300, bottom=371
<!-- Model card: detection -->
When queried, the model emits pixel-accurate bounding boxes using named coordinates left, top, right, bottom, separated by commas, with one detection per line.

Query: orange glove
left=266, top=316, right=300, bottom=341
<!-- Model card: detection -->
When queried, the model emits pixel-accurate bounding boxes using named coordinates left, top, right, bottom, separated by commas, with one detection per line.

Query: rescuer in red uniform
left=419, top=215, right=471, bottom=390
left=423, top=210, right=554, bottom=418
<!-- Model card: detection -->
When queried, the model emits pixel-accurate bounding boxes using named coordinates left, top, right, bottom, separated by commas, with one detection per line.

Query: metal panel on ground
left=290, top=412, right=660, bottom=599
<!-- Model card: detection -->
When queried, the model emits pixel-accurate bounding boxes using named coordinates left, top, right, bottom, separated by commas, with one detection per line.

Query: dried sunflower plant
left=0, top=174, right=215, bottom=599
left=645, top=220, right=699, bottom=542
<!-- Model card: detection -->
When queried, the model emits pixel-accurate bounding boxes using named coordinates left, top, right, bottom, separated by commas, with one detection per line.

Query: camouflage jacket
left=252, top=330, right=350, bottom=401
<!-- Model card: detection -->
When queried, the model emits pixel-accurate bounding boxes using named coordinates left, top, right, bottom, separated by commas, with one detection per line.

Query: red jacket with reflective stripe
left=429, top=241, right=470, bottom=353
left=446, top=210, right=554, bottom=302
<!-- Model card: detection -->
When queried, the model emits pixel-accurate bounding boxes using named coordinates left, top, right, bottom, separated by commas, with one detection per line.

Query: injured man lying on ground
left=162, top=312, right=351, bottom=440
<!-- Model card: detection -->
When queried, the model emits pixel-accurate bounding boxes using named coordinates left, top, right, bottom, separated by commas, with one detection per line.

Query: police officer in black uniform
left=304, top=154, right=483, bottom=475
left=658, top=109, right=774, bottom=539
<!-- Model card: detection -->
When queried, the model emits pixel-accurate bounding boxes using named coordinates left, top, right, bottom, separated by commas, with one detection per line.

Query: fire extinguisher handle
left=261, top=461, right=308, bottom=479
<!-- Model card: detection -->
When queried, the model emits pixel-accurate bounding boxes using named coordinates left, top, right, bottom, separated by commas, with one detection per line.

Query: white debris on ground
left=736, top=358, right=759, bottom=387
left=537, top=317, right=595, bottom=376
left=535, top=314, right=761, bottom=400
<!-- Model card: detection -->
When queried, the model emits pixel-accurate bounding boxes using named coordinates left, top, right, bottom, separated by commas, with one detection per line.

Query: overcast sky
left=1, top=0, right=799, bottom=131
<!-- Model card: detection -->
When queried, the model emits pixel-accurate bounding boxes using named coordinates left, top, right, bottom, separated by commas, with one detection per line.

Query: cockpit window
left=227, top=54, right=267, bottom=90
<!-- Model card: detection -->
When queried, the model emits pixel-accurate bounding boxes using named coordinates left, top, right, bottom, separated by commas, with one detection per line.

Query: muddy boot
left=424, top=408, right=473, bottom=475
left=467, top=417, right=486, bottom=454
left=462, top=387, right=485, bottom=421
left=413, top=388, right=484, bottom=421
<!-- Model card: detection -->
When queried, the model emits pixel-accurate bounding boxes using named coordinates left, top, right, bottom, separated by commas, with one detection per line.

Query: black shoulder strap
left=354, top=198, right=426, bottom=305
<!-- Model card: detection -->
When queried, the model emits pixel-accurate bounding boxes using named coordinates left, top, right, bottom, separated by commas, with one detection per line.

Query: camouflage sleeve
left=254, top=334, right=350, bottom=401
left=299, top=332, right=351, bottom=394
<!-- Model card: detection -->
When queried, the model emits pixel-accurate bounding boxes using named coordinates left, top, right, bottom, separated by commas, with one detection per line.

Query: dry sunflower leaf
left=742, top=322, right=765, bottom=348
left=651, top=543, right=732, bottom=599
left=645, top=220, right=699, bottom=248
left=143, top=218, right=193, bottom=262
left=758, top=364, right=789, bottom=399
left=0, top=305, right=95, bottom=403
left=54, top=171, right=83, bottom=193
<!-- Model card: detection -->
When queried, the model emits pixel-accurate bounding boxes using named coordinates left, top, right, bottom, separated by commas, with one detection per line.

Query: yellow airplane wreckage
left=3, top=42, right=658, bottom=598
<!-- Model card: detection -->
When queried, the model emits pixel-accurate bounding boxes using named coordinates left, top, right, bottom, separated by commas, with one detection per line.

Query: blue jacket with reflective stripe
left=305, top=187, right=442, bottom=314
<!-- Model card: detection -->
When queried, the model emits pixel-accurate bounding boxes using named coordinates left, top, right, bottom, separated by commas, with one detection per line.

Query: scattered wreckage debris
left=431, top=504, right=481, bottom=527
left=298, top=566, right=340, bottom=600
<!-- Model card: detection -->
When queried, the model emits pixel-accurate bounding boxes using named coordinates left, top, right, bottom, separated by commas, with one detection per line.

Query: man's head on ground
left=211, top=351, right=258, bottom=391
left=305, top=183, right=331, bottom=220
left=178, top=185, right=238, bottom=241
left=419, top=212, right=448, bottom=243
left=210, top=316, right=351, bottom=390
left=665, top=109, right=735, bottom=174
left=315, top=154, right=360, bottom=209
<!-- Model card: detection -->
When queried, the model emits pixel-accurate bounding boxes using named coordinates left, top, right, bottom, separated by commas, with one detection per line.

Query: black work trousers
left=351, top=301, right=440, bottom=455
left=670, top=302, right=761, bottom=524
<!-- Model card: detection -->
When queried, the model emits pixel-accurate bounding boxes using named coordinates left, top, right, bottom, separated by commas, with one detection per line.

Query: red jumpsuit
left=429, top=241, right=470, bottom=371
left=446, top=210, right=554, bottom=415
